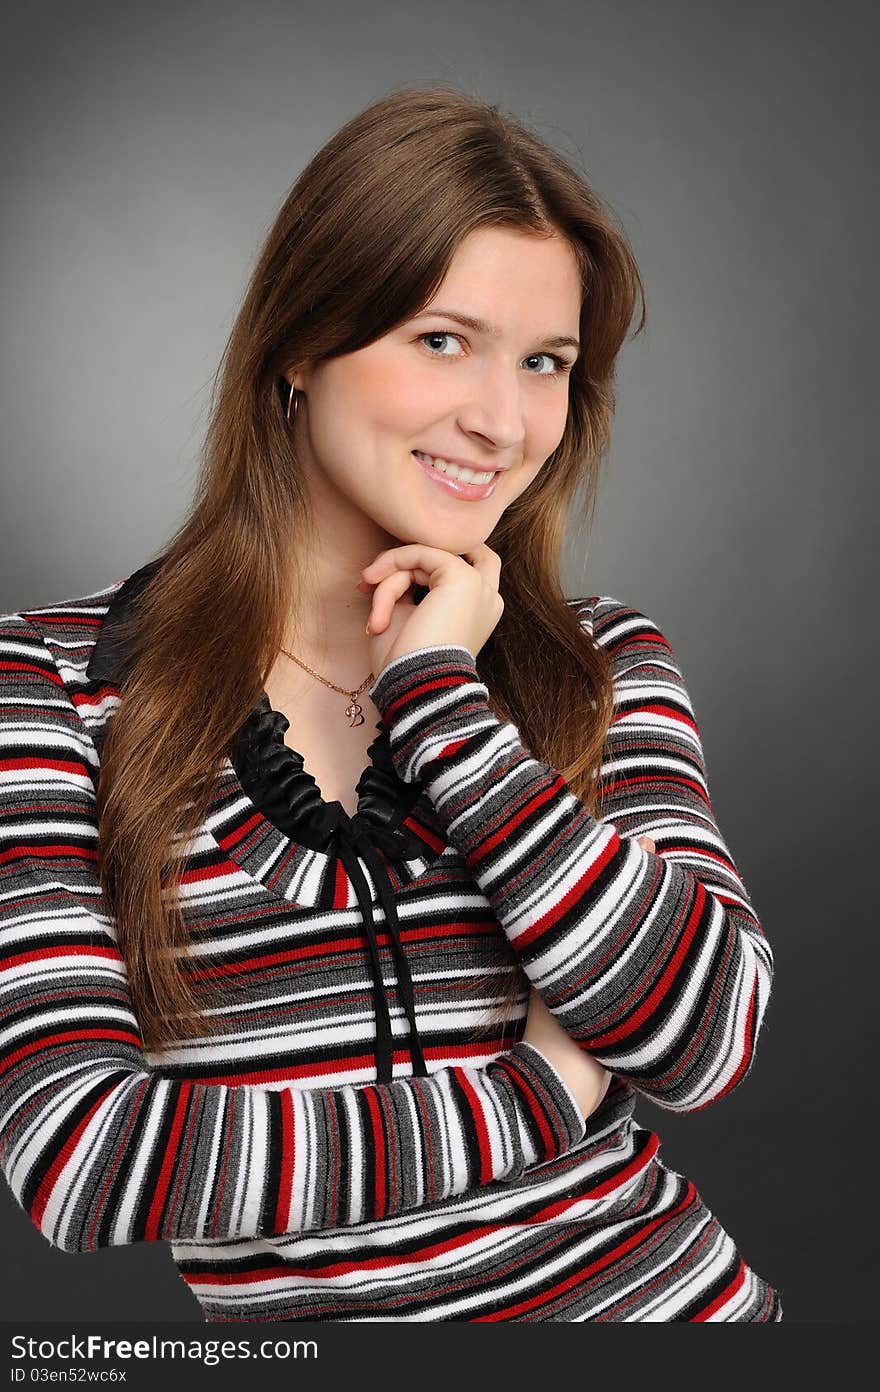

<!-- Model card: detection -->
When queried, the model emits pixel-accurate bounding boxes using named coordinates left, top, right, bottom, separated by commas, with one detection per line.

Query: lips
left=411, top=450, right=500, bottom=501
left=413, top=450, right=498, bottom=476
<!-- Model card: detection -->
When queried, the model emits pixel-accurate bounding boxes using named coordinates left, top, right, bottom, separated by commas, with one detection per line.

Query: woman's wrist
left=523, top=988, right=610, bottom=1119
left=535, top=1040, right=609, bottom=1118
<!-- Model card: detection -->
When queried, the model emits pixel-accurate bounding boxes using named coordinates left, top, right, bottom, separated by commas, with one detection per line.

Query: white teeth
left=414, top=451, right=495, bottom=485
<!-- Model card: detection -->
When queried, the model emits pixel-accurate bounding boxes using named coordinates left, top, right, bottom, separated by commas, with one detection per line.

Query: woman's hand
left=357, top=542, right=503, bottom=676
left=524, top=834, right=656, bottom=1120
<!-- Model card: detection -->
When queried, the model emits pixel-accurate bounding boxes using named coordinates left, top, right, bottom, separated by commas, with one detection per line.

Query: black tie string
left=333, top=821, right=429, bottom=1082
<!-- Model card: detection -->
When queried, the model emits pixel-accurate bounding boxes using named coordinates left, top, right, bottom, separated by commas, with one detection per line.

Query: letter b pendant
left=346, top=699, right=365, bottom=727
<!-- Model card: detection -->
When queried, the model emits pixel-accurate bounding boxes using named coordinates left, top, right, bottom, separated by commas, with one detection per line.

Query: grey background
left=1, top=0, right=875, bottom=1324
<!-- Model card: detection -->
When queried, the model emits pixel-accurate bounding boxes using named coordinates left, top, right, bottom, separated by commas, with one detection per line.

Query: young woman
left=0, top=85, right=782, bottom=1321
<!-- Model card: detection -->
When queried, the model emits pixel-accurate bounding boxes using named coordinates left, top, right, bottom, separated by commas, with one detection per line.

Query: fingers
left=361, top=545, right=472, bottom=635
left=362, top=543, right=500, bottom=590
left=361, top=550, right=441, bottom=634
left=362, top=545, right=448, bottom=583
left=637, top=835, right=657, bottom=853
left=459, top=543, right=502, bottom=585
left=365, top=570, right=413, bottom=634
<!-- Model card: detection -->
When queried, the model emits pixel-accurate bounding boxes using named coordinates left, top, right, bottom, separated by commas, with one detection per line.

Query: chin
left=400, top=527, right=488, bottom=552
left=371, top=497, right=495, bottom=552
left=374, top=514, right=456, bottom=549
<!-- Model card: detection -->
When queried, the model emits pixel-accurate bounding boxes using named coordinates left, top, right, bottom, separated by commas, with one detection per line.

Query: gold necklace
left=278, top=647, right=375, bottom=727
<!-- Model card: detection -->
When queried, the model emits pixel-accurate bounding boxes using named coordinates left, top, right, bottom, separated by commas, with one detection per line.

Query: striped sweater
left=0, top=572, right=782, bottom=1320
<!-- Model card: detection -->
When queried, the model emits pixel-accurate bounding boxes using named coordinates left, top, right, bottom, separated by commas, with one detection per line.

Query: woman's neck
left=280, top=500, right=400, bottom=671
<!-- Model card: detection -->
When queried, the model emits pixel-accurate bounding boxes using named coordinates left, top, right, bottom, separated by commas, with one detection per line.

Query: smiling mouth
left=411, top=451, right=501, bottom=500
left=412, top=450, right=498, bottom=484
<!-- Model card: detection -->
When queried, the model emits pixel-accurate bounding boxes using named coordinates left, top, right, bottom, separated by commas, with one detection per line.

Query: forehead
left=421, top=226, right=582, bottom=326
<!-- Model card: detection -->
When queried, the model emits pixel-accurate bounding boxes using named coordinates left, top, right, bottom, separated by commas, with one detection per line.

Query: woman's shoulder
left=1, top=568, right=142, bottom=678
left=0, top=572, right=134, bottom=739
left=566, top=592, right=677, bottom=655
left=2, top=572, right=128, bottom=640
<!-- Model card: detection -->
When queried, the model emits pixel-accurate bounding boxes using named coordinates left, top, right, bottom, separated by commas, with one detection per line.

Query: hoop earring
left=286, top=382, right=299, bottom=425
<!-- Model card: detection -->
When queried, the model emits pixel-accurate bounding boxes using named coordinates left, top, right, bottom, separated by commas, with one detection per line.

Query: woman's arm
left=0, top=615, right=590, bottom=1253
left=523, top=832, right=657, bottom=1117
left=369, top=597, right=775, bottom=1115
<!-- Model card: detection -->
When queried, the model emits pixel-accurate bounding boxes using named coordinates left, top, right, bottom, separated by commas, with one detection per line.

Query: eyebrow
left=414, top=307, right=580, bottom=353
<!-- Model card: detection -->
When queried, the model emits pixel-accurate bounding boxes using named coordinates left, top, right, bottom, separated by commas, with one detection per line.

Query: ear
left=283, top=364, right=312, bottom=394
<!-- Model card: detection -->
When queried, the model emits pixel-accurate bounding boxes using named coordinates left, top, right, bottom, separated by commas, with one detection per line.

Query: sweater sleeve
left=368, top=598, right=776, bottom=1116
left=0, top=616, right=586, bottom=1254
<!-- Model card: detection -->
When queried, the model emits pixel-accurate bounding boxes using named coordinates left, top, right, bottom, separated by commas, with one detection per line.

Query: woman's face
left=287, top=225, right=582, bottom=556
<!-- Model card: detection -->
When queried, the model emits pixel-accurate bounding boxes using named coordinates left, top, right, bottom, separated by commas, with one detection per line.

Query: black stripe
left=261, top=1089, right=285, bottom=1237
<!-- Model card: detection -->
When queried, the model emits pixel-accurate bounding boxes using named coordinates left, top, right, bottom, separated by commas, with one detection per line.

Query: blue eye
left=522, top=351, right=570, bottom=377
left=417, top=332, right=571, bottom=378
left=419, top=332, right=462, bottom=357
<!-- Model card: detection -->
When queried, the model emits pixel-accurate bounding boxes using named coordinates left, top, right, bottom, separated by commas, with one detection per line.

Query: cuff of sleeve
left=495, top=1040, right=587, bottom=1164
left=369, top=645, right=484, bottom=723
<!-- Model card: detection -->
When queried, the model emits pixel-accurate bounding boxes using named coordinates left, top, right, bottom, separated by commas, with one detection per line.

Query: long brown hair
left=96, top=84, right=646, bottom=1053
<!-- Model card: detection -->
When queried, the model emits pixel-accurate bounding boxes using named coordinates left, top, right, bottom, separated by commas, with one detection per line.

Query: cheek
left=532, top=399, right=570, bottom=461
left=337, top=351, right=431, bottom=434
left=507, top=462, right=545, bottom=504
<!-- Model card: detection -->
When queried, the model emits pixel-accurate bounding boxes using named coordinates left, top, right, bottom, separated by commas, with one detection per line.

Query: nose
left=456, top=359, right=527, bottom=453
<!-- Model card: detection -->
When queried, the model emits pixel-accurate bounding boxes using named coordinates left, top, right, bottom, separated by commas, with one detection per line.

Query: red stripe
left=495, top=1059, right=556, bottom=1159
left=470, top=773, right=569, bottom=860
left=0, top=1028, right=142, bottom=1079
left=614, top=701, right=698, bottom=735
left=690, top=1257, right=748, bottom=1320
left=455, top=1070, right=493, bottom=1183
left=380, top=671, right=474, bottom=723
left=0, top=842, right=99, bottom=868
left=699, top=978, right=758, bottom=1109
left=588, top=879, right=708, bottom=1050
left=186, top=922, right=495, bottom=980
left=31, top=1081, right=120, bottom=1230
left=23, top=613, right=103, bottom=630
left=0, top=661, right=63, bottom=685
left=73, top=683, right=118, bottom=708
left=87, top=1079, right=150, bottom=1250
left=474, top=1179, right=699, bottom=1320
left=599, top=771, right=711, bottom=809
left=401, top=815, right=445, bottom=851
left=433, top=737, right=469, bottom=759
left=166, top=1038, right=520, bottom=1088
left=183, top=1220, right=512, bottom=1284
left=215, top=812, right=266, bottom=851
left=274, top=1090, right=295, bottom=1231
left=364, top=1088, right=387, bottom=1218
left=378, top=1088, right=399, bottom=1211
left=1, top=943, right=122, bottom=972
left=603, top=629, right=672, bottom=656
left=176, top=861, right=253, bottom=886
left=0, top=756, right=90, bottom=776
left=145, top=1080, right=192, bottom=1240
left=331, top=859, right=350, bottom=910
left=512, top=824, right=622, bottom=951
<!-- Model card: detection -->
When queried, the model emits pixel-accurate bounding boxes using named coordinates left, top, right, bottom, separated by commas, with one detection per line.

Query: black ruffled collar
left=228, top=692, right=430, bottom=860
left=85, top=557, right=431, bottom=863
